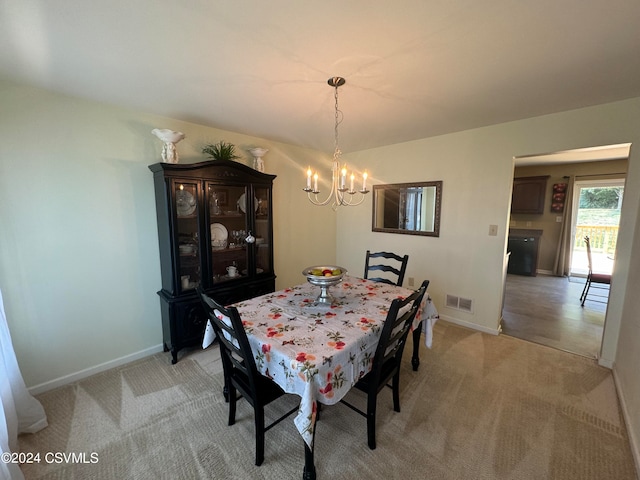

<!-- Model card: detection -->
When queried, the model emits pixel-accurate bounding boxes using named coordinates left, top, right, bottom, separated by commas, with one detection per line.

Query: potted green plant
left=202, top=141, right=240, bottom=161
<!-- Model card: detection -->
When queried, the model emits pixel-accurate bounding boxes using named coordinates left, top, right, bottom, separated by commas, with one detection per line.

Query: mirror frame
left=372, top=181, right=442, bottom=237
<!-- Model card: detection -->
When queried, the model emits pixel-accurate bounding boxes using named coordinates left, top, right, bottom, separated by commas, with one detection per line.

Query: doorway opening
left=501, top=144, right=630, bottom=359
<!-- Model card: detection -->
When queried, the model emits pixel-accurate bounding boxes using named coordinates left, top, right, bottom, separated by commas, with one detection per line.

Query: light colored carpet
left=19, top=322, right=637, bottom=479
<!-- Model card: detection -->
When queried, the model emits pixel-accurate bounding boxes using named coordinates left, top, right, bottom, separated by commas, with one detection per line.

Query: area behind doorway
left=502, top=144, right=629, bottom=359
left=503, top=176, right=624, bottom=358
left=502, top=274, right=605, bottom=358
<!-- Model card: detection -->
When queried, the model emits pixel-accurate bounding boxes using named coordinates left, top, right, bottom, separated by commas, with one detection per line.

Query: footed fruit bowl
left=302, top=265, right=348, bottom=305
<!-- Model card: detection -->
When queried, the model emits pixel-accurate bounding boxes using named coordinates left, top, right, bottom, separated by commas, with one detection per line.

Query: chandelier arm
left=306, top=159, right=340, bottom=206
left=306, top=189, right=368, bottom=207
left=306, top=192, right=336, bottom=206
left=336, top=192, right=368, bottom=206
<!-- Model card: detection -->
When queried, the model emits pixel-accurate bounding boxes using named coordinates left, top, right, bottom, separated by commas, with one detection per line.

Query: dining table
left=225, top=274, right=439, bottom=479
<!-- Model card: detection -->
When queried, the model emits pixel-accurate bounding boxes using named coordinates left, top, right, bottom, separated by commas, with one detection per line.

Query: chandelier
left=303, top=77, right=369, bottom=208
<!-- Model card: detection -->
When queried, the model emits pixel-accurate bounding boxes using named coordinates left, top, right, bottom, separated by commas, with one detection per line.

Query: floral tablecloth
left=226, top=275, right=438, bottom=448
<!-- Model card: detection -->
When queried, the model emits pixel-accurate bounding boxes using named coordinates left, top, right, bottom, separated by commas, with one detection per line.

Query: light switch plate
left=489, top=224, right=498, bottom=236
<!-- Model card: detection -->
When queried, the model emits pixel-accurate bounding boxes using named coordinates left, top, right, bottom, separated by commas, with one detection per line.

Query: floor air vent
left=445, top=294, right=473, bottom=313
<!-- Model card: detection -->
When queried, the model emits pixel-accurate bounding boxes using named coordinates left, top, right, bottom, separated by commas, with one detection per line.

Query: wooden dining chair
left=580, top=236, right=612, bottom=306
left=340, top=279, right=428, bottom=449
left=364, top=250, right=409, bottom=286
left=197, top=287, right=297, bottom=466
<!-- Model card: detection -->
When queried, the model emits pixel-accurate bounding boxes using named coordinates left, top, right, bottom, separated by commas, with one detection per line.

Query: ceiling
left=2, top=0, right=640, bottom=156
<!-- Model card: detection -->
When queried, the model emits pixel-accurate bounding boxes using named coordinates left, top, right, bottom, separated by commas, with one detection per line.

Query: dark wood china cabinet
left=149, top=160, right=276, bottom=363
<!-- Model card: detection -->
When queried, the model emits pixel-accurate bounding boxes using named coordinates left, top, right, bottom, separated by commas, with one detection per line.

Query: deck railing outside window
left=571, top=225, right=618, bottom=275
left=573, top=225, right=619, bottom=255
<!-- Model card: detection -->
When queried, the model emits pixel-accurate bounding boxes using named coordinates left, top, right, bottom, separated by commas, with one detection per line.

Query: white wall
left=336, top=98, right=640, bottom=466
left=338, top=131, right=514, bottom=334
left=0, top=79, right=336, bottom=390
left=615, top=171, right=640, bottom=466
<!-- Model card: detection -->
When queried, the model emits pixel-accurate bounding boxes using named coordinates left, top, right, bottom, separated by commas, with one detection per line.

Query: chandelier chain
left=334, top=85, right=343, bottom=160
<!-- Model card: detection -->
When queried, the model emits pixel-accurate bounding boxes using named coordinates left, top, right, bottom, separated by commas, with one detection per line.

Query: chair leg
left=228, top=386, right=237, bottom=426
left=366, top=393, right=377, bottom=450
left=580, top=279, right=591, bottom=307
left=222, top=374, right=230, bottom=403
left=222, top=385, right=229, bottom=403
left=392, top=373, right=401, bottom=413
left=254, top=405, right=265, bottom=466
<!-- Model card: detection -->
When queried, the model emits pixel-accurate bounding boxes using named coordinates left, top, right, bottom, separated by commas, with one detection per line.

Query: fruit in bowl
left=304, top=266, right=346, bottom=279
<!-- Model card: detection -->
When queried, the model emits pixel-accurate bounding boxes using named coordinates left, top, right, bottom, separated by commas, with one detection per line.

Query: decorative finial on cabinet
left=152, top=129, right=186, bottom=164
left=249, top=147, right=268, bottom=172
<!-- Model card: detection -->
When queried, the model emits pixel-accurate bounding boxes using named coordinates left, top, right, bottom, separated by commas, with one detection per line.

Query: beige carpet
left=19, top=322, right=637, bottom=479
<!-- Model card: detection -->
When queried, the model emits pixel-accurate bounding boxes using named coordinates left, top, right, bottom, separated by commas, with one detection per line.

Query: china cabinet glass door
left=173, top=180, right=201, bottom=293
left=254, top=186, right=272, bottom=275
left=207, top=183, right=250, bottom=284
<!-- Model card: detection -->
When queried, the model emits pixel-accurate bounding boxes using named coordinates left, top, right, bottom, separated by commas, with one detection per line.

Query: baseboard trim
left=28, top=344, right=165, bottom=395
left=439, top=314, right=501, bottom=336
left=612, top=368, right=640, bottom=479
left=598, top=357, right=614, bottom=369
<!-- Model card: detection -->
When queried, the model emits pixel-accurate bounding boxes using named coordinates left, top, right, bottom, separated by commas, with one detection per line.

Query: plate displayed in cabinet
left=237, top=193, right=258, bottom=213
left=176, top=190, right=196, bottom=217
left=210, top=223, right=228, bottom=247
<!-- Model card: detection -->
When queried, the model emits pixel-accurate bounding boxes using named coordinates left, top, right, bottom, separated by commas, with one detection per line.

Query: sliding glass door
left=569, top=178, right=624, bottom=277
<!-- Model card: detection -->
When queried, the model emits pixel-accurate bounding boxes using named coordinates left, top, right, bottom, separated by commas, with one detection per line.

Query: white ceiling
left=2, top=0, right=640, bottom=157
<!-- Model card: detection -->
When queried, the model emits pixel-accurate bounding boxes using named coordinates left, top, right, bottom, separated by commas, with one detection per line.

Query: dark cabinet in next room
left=507, top=229, right=543, bottom=276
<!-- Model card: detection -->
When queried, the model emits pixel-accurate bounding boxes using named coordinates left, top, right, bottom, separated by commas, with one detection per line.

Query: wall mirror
left=372, top=181, right=442, bottom=237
